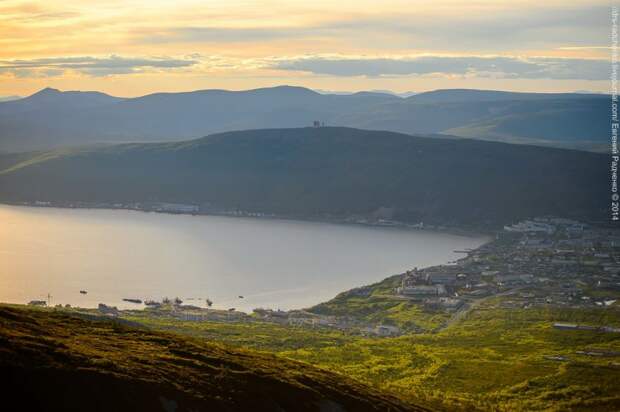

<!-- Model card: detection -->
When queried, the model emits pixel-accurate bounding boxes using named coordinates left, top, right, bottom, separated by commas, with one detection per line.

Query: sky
left=0, top=0, right=613, bottom=97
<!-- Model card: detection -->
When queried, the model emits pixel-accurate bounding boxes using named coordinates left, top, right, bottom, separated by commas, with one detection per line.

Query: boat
left=144, top=300, right=160, bottom=306
left=79, top=290, right=87, bottom=294
left=238, top=295, right=244, bottom=299
left=122, top=298, right=142, bottom=304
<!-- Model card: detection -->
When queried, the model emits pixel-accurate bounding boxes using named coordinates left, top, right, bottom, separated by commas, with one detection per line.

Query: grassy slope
left=308, top=274, right=451, bottom=332
left=122, top=303, right=620, bottom=412
left=443, top=99, right=608, bottom=153
left=443, top=125, right=608, bottom=153
left=0, top=305, right=422, bottom=412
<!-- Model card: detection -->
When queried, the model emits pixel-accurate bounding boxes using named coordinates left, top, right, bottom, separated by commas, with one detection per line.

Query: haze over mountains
left=0, top=127, right=607, bottom=227
left=0, top=86, right=606, bottom=152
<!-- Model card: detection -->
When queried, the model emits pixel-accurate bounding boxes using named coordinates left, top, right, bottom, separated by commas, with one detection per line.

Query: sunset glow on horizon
left=0, top=0, right=611, bottom=97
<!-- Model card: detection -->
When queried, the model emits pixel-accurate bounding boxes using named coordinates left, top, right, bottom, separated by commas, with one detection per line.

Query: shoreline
left=0, top=200, right=494, bottom=239
left=0, top=201, right=492, bottom=314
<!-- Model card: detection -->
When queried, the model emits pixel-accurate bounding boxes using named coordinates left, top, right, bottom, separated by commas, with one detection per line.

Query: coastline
left=0, top=201, right=491, bottom=314
left=0, top=200, right=494, bottom=239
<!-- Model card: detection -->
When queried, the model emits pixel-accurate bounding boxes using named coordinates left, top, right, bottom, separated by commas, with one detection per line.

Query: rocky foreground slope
left=0, top=306, right=425, bottom=412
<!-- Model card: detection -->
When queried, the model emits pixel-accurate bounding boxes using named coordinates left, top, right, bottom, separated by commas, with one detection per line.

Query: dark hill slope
left=0, top=305, right=420, bottom=412
left=0, top=127, right=608, bottom=226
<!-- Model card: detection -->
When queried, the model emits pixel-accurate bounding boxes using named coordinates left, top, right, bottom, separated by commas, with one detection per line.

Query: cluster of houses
left=394, top=217, right=620, bottom=313
left=19, top=199, right=281, bottom=220
left=252, top=308, right=387, bottom=333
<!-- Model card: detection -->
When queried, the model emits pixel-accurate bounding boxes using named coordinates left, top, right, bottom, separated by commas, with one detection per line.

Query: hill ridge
left=0, top=127, right=608, bottom=227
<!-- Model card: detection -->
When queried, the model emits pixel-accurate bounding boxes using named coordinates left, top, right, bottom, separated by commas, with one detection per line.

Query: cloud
left=270, top=55, right=609, bottom=80
left=321, top=5, right=609, bottom=52
left=139, top=27, right=304, bottom=44
left=0, top=55, right=199, bottom=77
left=126, top=3, right=608, bottom=52
left=0, top=53, right=606, bottom=81
left=0, top=2, right=80, bottom=22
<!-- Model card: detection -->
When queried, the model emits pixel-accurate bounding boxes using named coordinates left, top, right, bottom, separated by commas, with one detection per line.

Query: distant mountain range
left=0, top=127, right=608, bottom=227
left=0, top=86, right=607, bottom=152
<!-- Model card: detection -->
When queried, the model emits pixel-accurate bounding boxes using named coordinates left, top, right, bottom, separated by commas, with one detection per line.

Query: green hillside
left=120, top=301, right=620, bottom=411
left=444, top=98, right=608, bottom=152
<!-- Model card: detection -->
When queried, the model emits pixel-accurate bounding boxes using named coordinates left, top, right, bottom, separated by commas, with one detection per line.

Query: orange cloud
left=0, top=0, right=611, bottom=95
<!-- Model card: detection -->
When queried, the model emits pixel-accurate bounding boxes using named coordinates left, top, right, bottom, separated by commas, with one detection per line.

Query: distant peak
left=271, top=85, right=309, bottom=90
left=32, top=87, right=61, bottom=96
left=252, top=85, right=317, bottom=95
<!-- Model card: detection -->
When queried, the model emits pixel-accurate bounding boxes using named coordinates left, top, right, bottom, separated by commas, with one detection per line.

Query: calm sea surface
left=0, top=205, right=488, bottom=312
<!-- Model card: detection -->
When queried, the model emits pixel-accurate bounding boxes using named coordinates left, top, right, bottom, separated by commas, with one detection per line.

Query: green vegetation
left=5, top=287, right=618, bottom=411
left=122, top=302, right=620, bottom=411
left=124, top=309, right=357, bottom=352
left=0, top=147, right=82, bottom=175
left=0, top=305, right=419, bottom=412
left=310, top=276, right=450, bottom=331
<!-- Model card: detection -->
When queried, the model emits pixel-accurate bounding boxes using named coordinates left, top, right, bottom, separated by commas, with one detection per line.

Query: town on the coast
left=29, top=216, right=620, bottom=337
